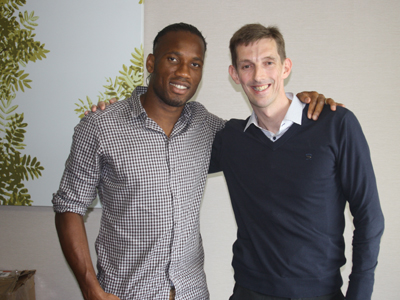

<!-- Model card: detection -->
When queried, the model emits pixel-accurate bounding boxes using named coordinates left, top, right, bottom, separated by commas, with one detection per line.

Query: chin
left=162, top=98, right=188, bottom=108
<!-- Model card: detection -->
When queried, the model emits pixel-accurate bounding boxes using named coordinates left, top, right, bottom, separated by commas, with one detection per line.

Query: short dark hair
left=229, top=24, right=286, bottom=69
left=153, top=22, right=207, bottom=53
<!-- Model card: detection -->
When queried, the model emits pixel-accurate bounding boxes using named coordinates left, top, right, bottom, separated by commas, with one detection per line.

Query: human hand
left=297, top=91, right=344, bottom=120
left=84, top=98, right=118, bottom=116
left=102, top=293, right=121, bottom=300
left=86, top=290, right=121, bottom=300
left=82, top=282, right=121, bottom=300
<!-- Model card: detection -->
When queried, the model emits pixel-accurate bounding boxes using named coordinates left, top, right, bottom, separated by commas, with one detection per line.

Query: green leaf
left=16, top=70, right=24, bottom=77
left=18, top=81, right=24, bottom=92
left=5, top=105, right=18, bottom=114
left=6, top=97, right=13, bottom=107
left=19, top=73, right=29, bottom=80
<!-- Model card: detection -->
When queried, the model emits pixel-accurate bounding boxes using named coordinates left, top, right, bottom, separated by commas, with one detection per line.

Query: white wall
left=13, top=0, right=142, bottom=206
left=0, top=1, right=399, bottom=299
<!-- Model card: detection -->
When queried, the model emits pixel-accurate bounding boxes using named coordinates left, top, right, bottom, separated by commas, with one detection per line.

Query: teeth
left=170, top=83, right=188, bottom=90
left=253, top=85, right=269, bottom=92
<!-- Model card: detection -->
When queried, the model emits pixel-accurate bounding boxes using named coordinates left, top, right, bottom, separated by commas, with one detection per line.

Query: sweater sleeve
left=208, top=128, right=223, bottom=174
left=337, top=111, right=384, bottom=300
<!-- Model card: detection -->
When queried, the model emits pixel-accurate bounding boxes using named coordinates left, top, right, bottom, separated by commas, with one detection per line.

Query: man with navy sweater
left=209, top=24, right=384, bottom=300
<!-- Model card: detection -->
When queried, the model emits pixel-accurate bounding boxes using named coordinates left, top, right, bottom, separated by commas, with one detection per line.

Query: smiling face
left=229, top=38, right=292, bottom=111
left=146, top=30, right=205, bottom=108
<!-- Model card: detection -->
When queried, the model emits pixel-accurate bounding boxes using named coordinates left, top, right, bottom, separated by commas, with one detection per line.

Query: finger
left=296, top=92, right=311, bottom=104
left=307, top=99, right=316, bottom=119
left=311, top=94, right=326, bottom=120
left=305, top=91, right=320, bottom=119
left=90, top=104, right=97, bottom=112
left=328, top=98, right=345, bottom=108
left=325, top=98, right=337, bottom=111
left=109, top=97, right=117, bottom=104
left=98, top=101, right=106, bottom=110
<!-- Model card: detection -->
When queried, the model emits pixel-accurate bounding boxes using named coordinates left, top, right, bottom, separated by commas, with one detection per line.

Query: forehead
left=155, top=31, right=205, bottom=59
left=236, top=38, right=278, bottom=60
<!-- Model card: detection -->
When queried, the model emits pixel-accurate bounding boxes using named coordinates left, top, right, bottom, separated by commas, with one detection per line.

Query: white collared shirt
left=244, top=92, right=305, bottom=142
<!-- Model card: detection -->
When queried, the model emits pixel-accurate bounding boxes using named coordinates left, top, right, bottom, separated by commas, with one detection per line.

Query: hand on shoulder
left=84, top=98, right=118, bottom=116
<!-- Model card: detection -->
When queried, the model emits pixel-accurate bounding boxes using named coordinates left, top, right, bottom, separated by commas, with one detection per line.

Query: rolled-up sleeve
left=52, top=116, right=101, bottom=215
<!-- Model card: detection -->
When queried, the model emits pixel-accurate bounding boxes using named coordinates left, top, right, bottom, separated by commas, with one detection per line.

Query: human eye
left=192, top=62, right=202, bottom=68
left=168, top=57, right=177, bottom=62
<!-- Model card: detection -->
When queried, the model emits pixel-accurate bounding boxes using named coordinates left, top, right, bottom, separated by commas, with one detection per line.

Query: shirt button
left=273, top=137, right=276, bottom=141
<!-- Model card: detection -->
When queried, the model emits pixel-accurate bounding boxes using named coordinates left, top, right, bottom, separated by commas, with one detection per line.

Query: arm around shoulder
left=297, top=91, right=344, bottom=120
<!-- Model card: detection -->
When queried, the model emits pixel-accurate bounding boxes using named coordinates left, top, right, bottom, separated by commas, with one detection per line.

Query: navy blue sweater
left=209, top=105, right=384, bottom=300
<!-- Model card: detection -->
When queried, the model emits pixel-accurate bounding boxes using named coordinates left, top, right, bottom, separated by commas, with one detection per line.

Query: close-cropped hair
left=153, top=22, right=207, bottom=53
left=229, top=24, right=286, bottom=68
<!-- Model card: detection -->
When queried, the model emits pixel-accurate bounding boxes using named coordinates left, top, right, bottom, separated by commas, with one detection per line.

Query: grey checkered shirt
left=52, top=87, right=225, bottom=300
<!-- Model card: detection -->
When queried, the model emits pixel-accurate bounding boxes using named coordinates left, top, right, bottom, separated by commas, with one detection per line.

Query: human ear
left=146, top=54, right=155, bottom=74
left=282, top=58, right=292, bottom=79
left=229, top=65, right=241, bottom=84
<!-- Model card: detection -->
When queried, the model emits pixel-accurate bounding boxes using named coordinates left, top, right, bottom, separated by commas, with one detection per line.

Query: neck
left=253, top=93, right=291, bottom=134
left=140, top=92, right=185, bottom=137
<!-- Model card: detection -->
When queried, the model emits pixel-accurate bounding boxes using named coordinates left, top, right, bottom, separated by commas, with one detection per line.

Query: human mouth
left=252, top=84, right=270, bottom=92
left=170, top=83, right=189, bottom=90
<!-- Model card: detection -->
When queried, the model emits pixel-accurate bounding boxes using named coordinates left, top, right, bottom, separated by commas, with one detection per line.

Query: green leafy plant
left=0, top=0, right=48, bottom=205
left=75, top=45, right=144, bottom=118
left=0, top=113, right=44, bottom=205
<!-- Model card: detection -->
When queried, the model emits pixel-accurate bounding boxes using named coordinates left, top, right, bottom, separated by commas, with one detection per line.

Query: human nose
left=253, top=64, right=265, bottom=82
left=175, top=62, right=190, bottom=78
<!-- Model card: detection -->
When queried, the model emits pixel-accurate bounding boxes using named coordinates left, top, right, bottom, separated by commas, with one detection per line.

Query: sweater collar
left=244, top=92, right=305, bottom=132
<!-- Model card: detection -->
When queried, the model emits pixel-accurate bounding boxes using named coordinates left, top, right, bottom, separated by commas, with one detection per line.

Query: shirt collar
left=130, top=86, right=148, bottom=119
left=244, top=92, right=305, bottom=132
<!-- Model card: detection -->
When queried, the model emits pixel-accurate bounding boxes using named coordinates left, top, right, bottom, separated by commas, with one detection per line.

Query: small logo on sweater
left=306, top=153, right=312, bottom=160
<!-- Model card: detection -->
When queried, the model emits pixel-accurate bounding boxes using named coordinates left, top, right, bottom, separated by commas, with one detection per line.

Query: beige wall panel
left=145, top=1, right=400, bottom=299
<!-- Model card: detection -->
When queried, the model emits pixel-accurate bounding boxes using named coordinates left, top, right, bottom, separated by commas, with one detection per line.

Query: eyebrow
left=262, top=56, right=277, bottom=61
left=238, top=56, right=277, bottom=64
left=262, top=56, right=278, bottom=61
